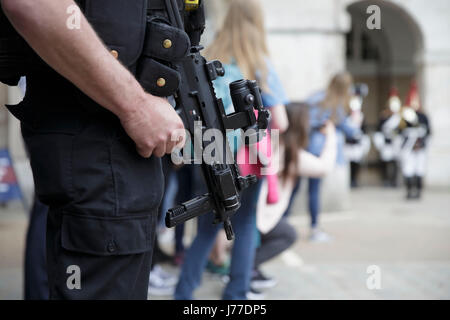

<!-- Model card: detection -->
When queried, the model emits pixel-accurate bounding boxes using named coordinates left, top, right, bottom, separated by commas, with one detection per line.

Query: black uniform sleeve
left=418, top=112, right=431, bottom=137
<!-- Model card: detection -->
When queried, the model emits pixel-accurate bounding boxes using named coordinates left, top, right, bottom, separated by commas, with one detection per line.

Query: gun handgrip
left=165, top=195, right=213, bottom=228
left=223, top=219, right=235, bottom=241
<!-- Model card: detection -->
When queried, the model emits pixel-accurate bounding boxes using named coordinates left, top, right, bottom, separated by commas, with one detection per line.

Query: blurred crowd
left=143, top=0, right=431, bottom=300
left=22, top=0, right=431, bottom=300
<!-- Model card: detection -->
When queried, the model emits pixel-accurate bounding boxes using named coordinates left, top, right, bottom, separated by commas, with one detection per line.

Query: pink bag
left=237, top=126, right=279, bottom=204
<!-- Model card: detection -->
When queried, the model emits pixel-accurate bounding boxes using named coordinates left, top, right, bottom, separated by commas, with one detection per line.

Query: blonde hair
left=321, top=72, right=353, bottom=122
left=205, top=0, right=269, bottom=90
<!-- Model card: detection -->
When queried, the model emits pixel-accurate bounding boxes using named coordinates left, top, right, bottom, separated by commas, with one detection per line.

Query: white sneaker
left=309, top=229, right=332, bottom=243
left=148, top=265, right=177, bottom=296
left=157, top=228, right=175, bottom=244
left=221, top=275, right=230, bottom=284
left=246, top=288, right=265, bottom=300
left=152, top=265, right=178, bottom=286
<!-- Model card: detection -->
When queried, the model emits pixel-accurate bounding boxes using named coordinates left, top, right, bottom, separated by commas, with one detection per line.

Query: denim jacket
left=306, top=91, right=361, bottom=165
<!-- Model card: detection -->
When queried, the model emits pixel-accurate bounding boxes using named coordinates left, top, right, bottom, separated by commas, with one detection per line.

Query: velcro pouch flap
left=137, top=58, right=181, bottom=97
left=143, top=19, right=190, bottom=62
left=61, top=213, right=152, bottom=256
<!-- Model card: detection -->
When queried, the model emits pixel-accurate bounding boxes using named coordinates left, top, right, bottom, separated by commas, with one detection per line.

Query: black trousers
left=382, top=160, right=398, bottom=187
left=18, top=99, right=164, bottom=299
left=350, top=162, right=360, bottom=187
left=255, top=218, right=297, bottom=269
left=24, top=197, right=49, bottom=300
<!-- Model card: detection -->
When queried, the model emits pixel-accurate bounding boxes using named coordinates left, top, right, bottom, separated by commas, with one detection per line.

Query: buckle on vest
left=185, top=0, right=199, bottom=11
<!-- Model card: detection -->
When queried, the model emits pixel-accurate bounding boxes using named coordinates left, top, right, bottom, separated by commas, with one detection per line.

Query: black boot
left=390, top=161, right=398, bottom=187
left=405, top=177, right=414, bottom=199
left=415, top=176, right=423, bottom=199
left=350, top=162, right=359, bottom=188
left=382, top=162, right=390, bottom=187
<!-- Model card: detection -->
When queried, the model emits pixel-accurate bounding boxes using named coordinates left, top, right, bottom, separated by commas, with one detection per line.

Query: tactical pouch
left=142, top=18, right=190, bottom=61
left=83, top=0, right=148, bottom=68
left=137, top=58, right=181, bottom=97
left=137, top=17, right=190, bottom=97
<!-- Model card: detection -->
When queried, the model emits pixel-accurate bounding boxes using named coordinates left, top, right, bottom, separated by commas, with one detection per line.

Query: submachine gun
left=140, top=0, right=270, bottom=240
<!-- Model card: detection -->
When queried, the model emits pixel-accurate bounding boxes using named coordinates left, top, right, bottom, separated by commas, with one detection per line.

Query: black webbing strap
left=75, top=0, right=185, bottom=16
left=75, top=0, right=183, bottom=11
left=148, top=0, right=184, bottom=10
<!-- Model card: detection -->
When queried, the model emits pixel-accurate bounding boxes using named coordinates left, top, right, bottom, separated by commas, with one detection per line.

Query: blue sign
left=0, top=149, right=23, bottom=203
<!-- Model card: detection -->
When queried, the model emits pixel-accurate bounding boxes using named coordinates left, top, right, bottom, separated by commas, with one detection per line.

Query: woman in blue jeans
left=306, top=72, right=361, bottom=241
left=174, top=0, right=289, bottom=300
left=175, top=181, right=263, bottom=300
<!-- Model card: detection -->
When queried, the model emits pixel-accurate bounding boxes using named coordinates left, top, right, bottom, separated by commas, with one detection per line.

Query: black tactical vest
left=79, top=0, right=149, bottom=69
left=0, top=0, right=186, bottom=84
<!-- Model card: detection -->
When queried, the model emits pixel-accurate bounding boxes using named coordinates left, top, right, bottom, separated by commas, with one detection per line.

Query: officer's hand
left=120, top=94, right=186, bottom=158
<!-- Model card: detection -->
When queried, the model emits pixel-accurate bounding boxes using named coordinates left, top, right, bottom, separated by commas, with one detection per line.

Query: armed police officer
left=1, top=0, right=185, bottom=299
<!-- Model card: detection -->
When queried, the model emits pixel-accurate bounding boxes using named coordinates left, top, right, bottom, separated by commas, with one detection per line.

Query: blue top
left=306, top=91, right=361, bottom=165
left=259, top=60, right=290, bottom=107
left=213, top=60, right=289, bottom=112
left=213, top=60, right=289, bottom=151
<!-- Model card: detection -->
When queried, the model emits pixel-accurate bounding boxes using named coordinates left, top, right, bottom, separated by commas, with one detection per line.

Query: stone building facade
left=206, top=0, right=450, bottom=190
left=1, top=0, right=449, bottom=208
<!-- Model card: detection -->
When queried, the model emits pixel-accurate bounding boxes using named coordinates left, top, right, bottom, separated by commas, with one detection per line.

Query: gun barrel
left=165, top=194, right=213, bottom=228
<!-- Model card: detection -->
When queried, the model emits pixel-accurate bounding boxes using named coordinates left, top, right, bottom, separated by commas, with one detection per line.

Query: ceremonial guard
left=373, top=88, right=403, bottom=187
left=399, top=82, right=431, bottom=199
left=344, top=84, right=370, bottom=188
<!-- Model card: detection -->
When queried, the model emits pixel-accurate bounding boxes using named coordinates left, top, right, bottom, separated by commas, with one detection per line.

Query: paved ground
left=0, top=203, right=27, bottom=300
left=1, top=187, right=450, bottom=300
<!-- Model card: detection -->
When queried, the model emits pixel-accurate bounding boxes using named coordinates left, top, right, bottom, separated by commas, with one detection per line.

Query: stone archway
left=345, top=0, right=425, bottom=184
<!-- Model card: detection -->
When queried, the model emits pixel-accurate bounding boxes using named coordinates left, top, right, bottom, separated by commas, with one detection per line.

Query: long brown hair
left=204, top=0, right=269, bottom=91
left=281, top=103, right=310, bottom=182
left=321, top=72, right=353, bottom=122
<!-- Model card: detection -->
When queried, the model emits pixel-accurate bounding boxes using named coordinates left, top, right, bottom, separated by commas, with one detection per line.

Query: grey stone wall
left=1, top=0, right=448, bottom=211
left=205, top=0, right=450, bottom=213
